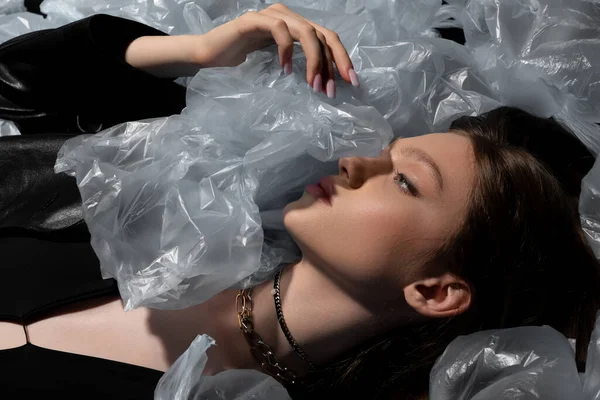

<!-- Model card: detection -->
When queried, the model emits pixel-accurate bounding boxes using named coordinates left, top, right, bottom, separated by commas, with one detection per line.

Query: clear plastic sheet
left=0, top=120, right=20, bottom=136
left=430, top=324, right=587, bottom=400
left=39, top=0, right=443, bottom=39
left=584, top=313, right=600, bottom=400
left=581, top=156, right=600, bottom=258
left=154, top=334, right=291, bottom=400
left=55, top=49, right=394, bottom=310
left=0, top=0, right=24, bottom=15
left=456, top=0, right=600, bottom=122
left=40, top=0, right=216, bottom=34
left=0, top=11, right=61, bottom=43
left=445, top=0, right=600, bottom=158
left=53, top=0, right=505, bottom=311
left=0, top=0, right=591, bottom=313
left=0, top=0, right=596, bottom=397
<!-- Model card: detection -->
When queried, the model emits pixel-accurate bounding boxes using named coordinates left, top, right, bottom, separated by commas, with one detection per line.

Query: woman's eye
left=394, top=172, right=419, bottom=197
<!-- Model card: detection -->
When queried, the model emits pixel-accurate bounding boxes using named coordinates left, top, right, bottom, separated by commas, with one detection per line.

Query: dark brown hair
left=288, top=107, right=600, bottom=400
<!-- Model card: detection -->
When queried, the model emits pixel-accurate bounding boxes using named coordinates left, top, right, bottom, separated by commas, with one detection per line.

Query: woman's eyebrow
left=398, top=145, right=444, bottom=192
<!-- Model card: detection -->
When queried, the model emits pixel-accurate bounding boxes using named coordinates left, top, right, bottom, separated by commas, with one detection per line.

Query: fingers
left=314, top=32, right=335, bottom=97
left=319, top=31, right=356, bottom=86
left=237, top=11, right=294, bottom=68
left=238, top=5, right=360, bottom=98
left=243, top=9, right=324, bottom=89
left=264, top=4, right=358, bottom=87
left=294, top=24, right=324, bottom=88
left=270, top=18, right=295, bottom=70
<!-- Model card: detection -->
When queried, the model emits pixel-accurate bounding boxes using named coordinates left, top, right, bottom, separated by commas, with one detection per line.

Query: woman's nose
left=338, top=155, right=387, bottom=189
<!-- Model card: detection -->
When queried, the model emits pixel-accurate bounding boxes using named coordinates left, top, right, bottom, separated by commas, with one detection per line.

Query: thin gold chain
left=236, top=288, right=301, bottom=385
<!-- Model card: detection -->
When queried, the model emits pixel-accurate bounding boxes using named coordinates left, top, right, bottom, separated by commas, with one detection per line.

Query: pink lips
left=305, top=176, right=334, bottom=205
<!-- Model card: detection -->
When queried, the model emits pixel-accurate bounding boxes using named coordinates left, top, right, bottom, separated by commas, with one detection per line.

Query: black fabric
left=0, top=14, right=186, bottom=134
left=2, top=344, right=164, bottom=400
left=0, top=134, right=86, bottom=234
left=0, top=14, right=187, bottom=399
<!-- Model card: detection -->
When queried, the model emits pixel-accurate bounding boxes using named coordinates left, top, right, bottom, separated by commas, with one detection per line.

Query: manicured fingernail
left=348, top=68, right=360, bottom=87
left=326, top=79, right=335, bottom=99
left=284, top=62, right=292, bottom=75
left=313, top=74, right=322, bottom=93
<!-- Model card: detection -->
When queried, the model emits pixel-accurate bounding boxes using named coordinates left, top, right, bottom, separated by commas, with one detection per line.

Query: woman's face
left=283, top=132, right=476, bottom=301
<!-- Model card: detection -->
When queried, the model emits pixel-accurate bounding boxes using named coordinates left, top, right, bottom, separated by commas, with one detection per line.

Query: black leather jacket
left=0, top=14, right=186, bottom=238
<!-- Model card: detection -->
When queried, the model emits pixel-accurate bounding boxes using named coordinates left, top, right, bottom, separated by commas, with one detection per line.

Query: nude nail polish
left=348, top=68, right=360, bottom=88
left=313, top=74, right=322, bottom=93
left=326, top=79, right=336, bottom=99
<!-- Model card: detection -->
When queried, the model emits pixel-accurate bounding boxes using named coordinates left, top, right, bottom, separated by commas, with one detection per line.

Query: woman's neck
left=237, top=259, right=411, bottom=375
left=203, top=258, right=417, bottom=377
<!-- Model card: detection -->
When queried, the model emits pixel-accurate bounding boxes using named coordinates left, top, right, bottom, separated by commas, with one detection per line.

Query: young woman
left=1, top=4, right=598, bottom=400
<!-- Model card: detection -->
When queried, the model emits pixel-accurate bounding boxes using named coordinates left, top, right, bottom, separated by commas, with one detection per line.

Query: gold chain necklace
left=236, top=288, right=301, bottom=385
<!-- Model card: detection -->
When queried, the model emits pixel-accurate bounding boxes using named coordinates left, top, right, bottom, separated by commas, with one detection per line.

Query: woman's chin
left=283, top=191, right=313, bottom=211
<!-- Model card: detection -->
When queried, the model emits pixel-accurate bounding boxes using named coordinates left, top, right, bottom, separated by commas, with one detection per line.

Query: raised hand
left=195, top=3, right=360, bottom=98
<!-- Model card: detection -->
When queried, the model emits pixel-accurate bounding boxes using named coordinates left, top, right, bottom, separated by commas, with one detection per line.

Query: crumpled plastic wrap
left=0, top=0, right=598, bottom=397
left=584, top=313, right=600, bottom=400
left=52, top=0, right=505, bottom=311
left=447, top=0, right=600, bottom=256
left=430, top=325, right=585, bottom=400
left=430, top=312, right=600, bottom=400
left=154, top=334, right=291, bottom=400
left=0, top=120, right=19, bottom=136
left=0, top=0, right=24, bottom=15
left=55, top=49, right=395, bottom=309
left=580, top=155, right=600, bottom=258
left=153, top=313, right=600, bottom=399
left=453, top=0, right=600, bottom=154
left=0, top=10, right=61, bottom=43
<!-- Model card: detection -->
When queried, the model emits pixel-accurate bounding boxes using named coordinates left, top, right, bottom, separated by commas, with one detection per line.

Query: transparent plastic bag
left=581, top=157, right=600, bottom=258
left=54, top=1, right=506, bottom=309
left=0, top=0, right=597, bottom=398
left=0, top=0, right=24, bottom=15
left=430, top=325, right=585, bottom=400
left=0, top=11, right=61, bottom=44
left=55, top=47, right=394, bottom=310
left=38, top=0, right=444, bottom=39
left=40, top=0, right=222, bottom=34
left=441, top=0, right=600, bottom=257
left=154, top=334, right=291, bottom=400
left=0, top=120, right=20, bottom=136
left=584, top=312, right=600, bottom=400
left=455, top=0, right=600, bottom=124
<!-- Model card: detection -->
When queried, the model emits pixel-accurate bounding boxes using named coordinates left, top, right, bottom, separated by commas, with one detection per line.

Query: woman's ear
left=403, top=273, right=471, bottom=318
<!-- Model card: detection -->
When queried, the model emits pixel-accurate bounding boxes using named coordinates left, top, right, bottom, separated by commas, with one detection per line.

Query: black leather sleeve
left=0, top=14, right=188, bottom=235
left=0, top=13, right=187, bottom=134
left=0, top=134, right=87, bottom=235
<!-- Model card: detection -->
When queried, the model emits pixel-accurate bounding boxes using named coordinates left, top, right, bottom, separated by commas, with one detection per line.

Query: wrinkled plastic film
left=52, top=0, right=600, bottom=311
left=0, top=0, right=592, bottom=315
left=430, top=325, right=585, bottom=400
left=0, top=0, right=596, bottom=398
left=55, top=0, right=503, bottom=310
left=584, top=312, right=600, bottom=400
left=0, top=0, right=24, bottom=15
left=154, top=334, right=215, bottom=400
left=0, top=120, right=19, bottom=137
left=579, top=132, right=600, bottom=258
left=437, top=0, right=600, bottom=290
left=457, top=0, right=600, bottom=125
left=154, top=334, right=292, bottom=400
